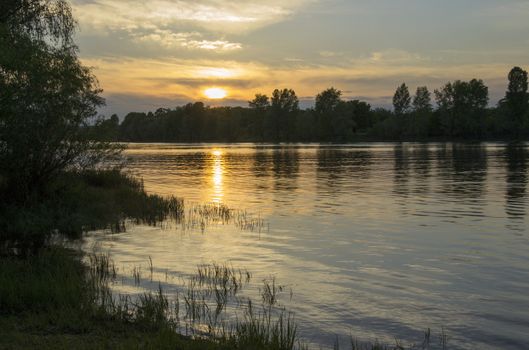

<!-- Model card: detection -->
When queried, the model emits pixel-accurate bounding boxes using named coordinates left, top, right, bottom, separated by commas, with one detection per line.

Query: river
left=85, top=142, right=529, bottom=349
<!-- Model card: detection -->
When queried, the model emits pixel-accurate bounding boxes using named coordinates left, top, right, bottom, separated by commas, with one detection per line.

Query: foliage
left=393, top=83, right=411, bottom=116
left=413, top=86, right=432, bottom=113
left=434, top=79, right=488, bottom=137
left=0, top=170, right=183, bottom=254
left=500, top=66, right=529, bottom=135
left=0, top=0, right=121, bottom=200
left=249, top=94, right=271, bottom=111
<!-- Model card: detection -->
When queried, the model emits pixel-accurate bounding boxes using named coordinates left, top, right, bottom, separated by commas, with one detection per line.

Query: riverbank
left=0, top=170, right=213, bottom=348
left=0, top=170, right=303, bottom=350
left=0, top=246, right=224, bottom=350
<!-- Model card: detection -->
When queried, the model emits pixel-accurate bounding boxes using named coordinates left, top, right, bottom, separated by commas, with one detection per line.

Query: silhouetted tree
left=315, top=87, right=342, bottom=139
left=435, top=79, right=488, bottom=137
left=502, top=67, right=529, bottom=135
left=268, top=89, right=299, bottom=140
left=393, top=83, right=411, bottom=116
left=249, top=94, right=270, bottom=111
left=0, top=0, right=119, bottom=199
left=348, top=100, right=371, bottom=131
left=271, top=89, right=299, bottom=112
left=413, top=86, right=432, bottom=113
left=315, top=87, right=342, bottom=114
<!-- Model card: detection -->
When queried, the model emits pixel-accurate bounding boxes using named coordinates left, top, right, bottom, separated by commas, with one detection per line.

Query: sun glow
left=204, top=87, right=227, bottom=99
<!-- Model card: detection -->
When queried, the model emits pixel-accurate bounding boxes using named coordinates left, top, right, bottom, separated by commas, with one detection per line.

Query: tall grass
left=0, top=169, right=184, bottom=254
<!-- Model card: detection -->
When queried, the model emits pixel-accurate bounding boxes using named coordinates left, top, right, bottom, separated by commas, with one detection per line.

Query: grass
left=0, top=246, right=307, bottom=349
left=177, top=202, right=267, bottom=233
left=0, top=169, right=184, bottom=254
left=0, top=247, right=213, bottom=349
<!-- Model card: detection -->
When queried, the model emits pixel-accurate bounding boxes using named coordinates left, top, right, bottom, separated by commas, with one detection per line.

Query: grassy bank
left=0, top=246, right=223, bottom=350
left=0, top=169, right=183, bottom=254
left=0, top=170, right=303, bottom=349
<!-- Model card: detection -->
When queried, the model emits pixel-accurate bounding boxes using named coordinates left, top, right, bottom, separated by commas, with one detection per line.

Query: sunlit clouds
left=132, top=31, right=242, bottom=51
left=73, top=0, right=529, bottom=115
left=72, top=0, right=314, bottom=33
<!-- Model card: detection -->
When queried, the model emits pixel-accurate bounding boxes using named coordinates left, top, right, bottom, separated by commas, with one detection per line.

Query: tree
left=267, top=89, right=299, bottom=140
left=348, top=100, right=371, bottom=131
left=315, top=87, right=342, bottom=139
left=271, top=89, right=299, bottom=112
left=434, top=79, right=488, bottom=137
left=503, top=66, right=529, bottom=133
left=0, top=0, right=119, bottom=199
left=393, top=83, right=411, bottom=115
left=315, top=87, right=341, bottom=114
left=249, top=94, right=270, bottom=111
left=412, top=86, right=432, bottom=113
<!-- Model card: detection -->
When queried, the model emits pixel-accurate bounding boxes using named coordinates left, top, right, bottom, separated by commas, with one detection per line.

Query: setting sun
left=204, top=87, right=227, bottom=99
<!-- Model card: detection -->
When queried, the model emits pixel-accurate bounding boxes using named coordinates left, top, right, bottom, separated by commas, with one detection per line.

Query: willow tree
left=0, top=0, right=120, bottom=200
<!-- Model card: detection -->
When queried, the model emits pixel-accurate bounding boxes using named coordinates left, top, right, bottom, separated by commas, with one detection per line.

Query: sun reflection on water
left=210, top=149, right=224, bottom=203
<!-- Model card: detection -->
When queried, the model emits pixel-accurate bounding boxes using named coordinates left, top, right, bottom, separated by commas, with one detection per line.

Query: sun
left=204, top=87, right=227, bottom=99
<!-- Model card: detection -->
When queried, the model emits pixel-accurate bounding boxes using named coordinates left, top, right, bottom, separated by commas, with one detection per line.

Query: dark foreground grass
left=0, top=247, right=224, bottom=350
left=0, top=169, right=183, bottom=254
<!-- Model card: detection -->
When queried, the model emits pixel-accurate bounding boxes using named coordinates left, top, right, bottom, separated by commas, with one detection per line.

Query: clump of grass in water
left=132, top=266, right=142, bottom=286
left=229, top=299, right=300, bottom=350
left=261, top=277, right=284, bottom=308
left=177, top=202, right=268, bottom=233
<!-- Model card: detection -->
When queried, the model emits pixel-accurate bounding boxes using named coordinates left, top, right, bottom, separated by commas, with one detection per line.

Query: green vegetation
left=0, top=247, right=226, bottom=349
left=109, top=67, right=529, bottom=143
left=0, top=0, right=121, bottom=202
left=0, top=169, right=183, bottom=254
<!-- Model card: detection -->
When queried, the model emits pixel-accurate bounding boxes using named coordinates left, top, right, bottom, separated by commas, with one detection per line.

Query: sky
left=71, top=0, right=529, bottom=117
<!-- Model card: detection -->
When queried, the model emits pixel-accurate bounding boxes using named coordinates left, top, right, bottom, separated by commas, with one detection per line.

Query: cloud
left=72, top=0, right=316, bottom=34
left=82, top=57, right=274, bottom=101
left=145, top=77, right=259, bottom=89
left=319, top=51, right=341, bottom=58
left=133, top=30, right=242, bottom=51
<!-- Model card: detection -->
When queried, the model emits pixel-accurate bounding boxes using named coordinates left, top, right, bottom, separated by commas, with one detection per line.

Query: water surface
left=86, top=143, right=529, bottom=349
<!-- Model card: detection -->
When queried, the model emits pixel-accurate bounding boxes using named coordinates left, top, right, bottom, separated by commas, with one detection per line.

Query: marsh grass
left=175, top=202, right=268, bottom=233
left=101, top=257, right=305, bottom=349
left=0, top=169, right=185, bottom=254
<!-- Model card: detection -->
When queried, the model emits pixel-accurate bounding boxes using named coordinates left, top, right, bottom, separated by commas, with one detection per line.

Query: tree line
left=105, top=67, right=528, bottom=143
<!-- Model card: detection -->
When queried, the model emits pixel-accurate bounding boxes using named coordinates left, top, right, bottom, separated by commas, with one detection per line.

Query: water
left=86, top=142, right=529, bottom=349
